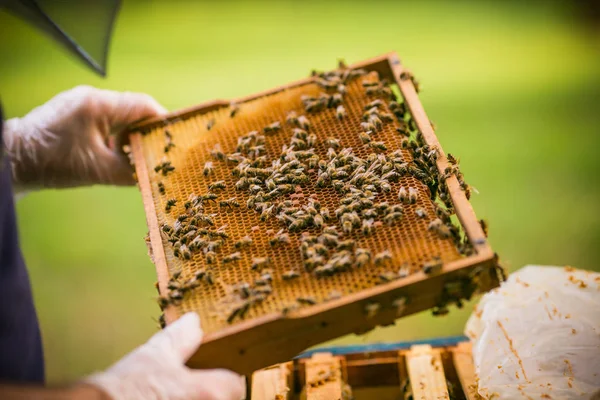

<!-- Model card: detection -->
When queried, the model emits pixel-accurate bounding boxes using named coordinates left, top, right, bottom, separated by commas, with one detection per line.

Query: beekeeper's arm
left=0, top=313, right=245, bottom=400
left=2, top=85, right=163, bottom=193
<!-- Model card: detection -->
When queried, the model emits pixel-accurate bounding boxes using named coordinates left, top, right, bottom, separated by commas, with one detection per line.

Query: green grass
left=1, top=0, right=598, bottom=383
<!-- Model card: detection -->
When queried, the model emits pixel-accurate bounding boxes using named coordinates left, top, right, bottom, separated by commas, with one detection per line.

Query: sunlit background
left=1, top=0, right=599, bottom=384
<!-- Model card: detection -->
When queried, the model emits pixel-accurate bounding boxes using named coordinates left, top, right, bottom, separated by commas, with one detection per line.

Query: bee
left=222, top=252, right=241, bottom=264
left=329, top=93, right=343, bottom=108
left=307, top=133, right=317, bottom=147
left=234, top=282, right=251, bottom=299
left=365, top=99, right=384, bottom=109
left=398, top=187, right=408, bottom=204
left=227, top=301, right=250, bottom=324
left=206, top=118, right=215, bottom=131
left=407, top=187, right=418, bottom=204
left=327, top=290, right=342, bottom=301
left=158, top=182, right=166, bottom=194
left=447, top=153, right=459, bottom=165
left=234, top=235, right=252, bottom=249
left=428, top=218, right=443, bottom=231
left=229, top=103, right=239, bottom=118
left=157, top=296, right=170, bottom=309
left=327, top=137, right=341, bottom=149
left=479, top=219, right=489, bottom=237
left=358, top=132, right=372, bottom=144
left=368, top=141, right=387, bottom=152
left=195, top=269, right=206, bottom=280
left=337, top=239, right=356, bottom=251
left=219, top=198, right=240, bottom=208
left=178, top=244, right=191, bottom=260
left=164, top=142, right=175, bottom=153
left=169, top=290, right=183, bottom=301
left=210, top=144, right=225, bottom=161
left=165, top=198, right=177, bottom=212
left=368, top=114, right=383, bottom=131
left=205, top=251, right=217, bottom=264
left=249, top=257, right=271, bottom=271
left=415, top=208, right=428, bottom=218
left=362, top=80, right=379, bottom=88
left=208, top=180, right=226, bottom=191
left=254, top=272, right=273, bottom=285
left=374, top=250, right=392, bottom=266
left=432, top=306, right=449, bottom=317
left=342, top=220, right=353, bottom=234
left=282, top=270, right=300, bottom=280
left=203, top=161, right=213, bottom=176
left=364, top=302, right=380, bottom=318
left=361, top=218, right=374, bottom=236
left=398, top=263, right=411, bottom=278
left=286, top=111, right=298, bottom=126
left=297, top=296, right=317, bottom=305
left=263, top=121, right=281, bottom=134
left=379, top=271, right=398, bottom=283
left=281, top=304, right=299, bottom=316
left=360, top=121, right=375, bottom=133
left=269, top=230, right=290, bottom=246
left=355, top=248, right=371, bottom=267
left=297, top=115, right=311, bottom=131
left=199, top=193, right=218, bottom=203
left=423, top=257, right=443, bottom=275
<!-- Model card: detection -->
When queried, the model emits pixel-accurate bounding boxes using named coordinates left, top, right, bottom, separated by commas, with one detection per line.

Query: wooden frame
left=251, top=339, right=480, bottom=399
left=129, top=52, right=499, bottom=375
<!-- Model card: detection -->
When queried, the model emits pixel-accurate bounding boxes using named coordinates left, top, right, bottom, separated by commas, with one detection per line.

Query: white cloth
left=466, top=265, right=600, bottom=399
left=85, top=313, right=245, bottom=400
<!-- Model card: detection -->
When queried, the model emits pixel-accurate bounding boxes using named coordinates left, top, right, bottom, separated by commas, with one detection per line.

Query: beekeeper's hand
left=466, top=265, right=600, bottom=399
left=83, top=312, right=245, bottom=400
left=2, top=85, right=166, bottom=192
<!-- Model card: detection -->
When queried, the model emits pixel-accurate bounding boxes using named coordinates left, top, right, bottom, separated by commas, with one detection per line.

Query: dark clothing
left=0, top=104, right=45, bottom=383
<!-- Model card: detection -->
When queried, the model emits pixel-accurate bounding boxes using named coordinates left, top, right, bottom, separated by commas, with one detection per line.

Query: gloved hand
left=2, top=85, right=166, bottom=192
left=466, top=265, right=600, bottom=399
left=84, top=312, right=245, bottom=400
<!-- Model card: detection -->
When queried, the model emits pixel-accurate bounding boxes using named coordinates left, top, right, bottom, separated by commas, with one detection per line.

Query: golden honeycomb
left=134, top=71, right=464, bottom=334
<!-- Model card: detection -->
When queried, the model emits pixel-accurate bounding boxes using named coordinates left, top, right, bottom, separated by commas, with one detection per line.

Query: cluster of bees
left=151, top=62, right=478, bottom=324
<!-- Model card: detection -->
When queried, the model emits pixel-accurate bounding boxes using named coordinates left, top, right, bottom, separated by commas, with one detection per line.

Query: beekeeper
left=0, top=2, right=244, bottom=399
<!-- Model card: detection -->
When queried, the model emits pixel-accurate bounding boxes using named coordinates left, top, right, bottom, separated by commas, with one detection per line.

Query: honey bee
left=164, top=142, right=175, bottom=153
left=297, top=115, right=311, bottom=131
left=208, top=180, right=226, bottom=191
left=423, top=257, right=443, bottom=275
left=219, top=198, right=240, bottom=208
left=229, top=103, right=239, bottom=118
left=329, top=93, right=343, bottom=108
left=337, top=239, right=356, bottom=251
left=398, top=187, right=408, bottom=204
left=342, top=220, right=353, bottom=234
left=234, top=235, right=252, bottom=249
left=203, top=161, right=213, bottom=176
left=336, top=105, right=347, bottom=120
left=286, top=111, right=298, bottom=126
left=263, top=121, right=281, bottom=134
left=165, top=198, right=177, bottom=212
left=206, top=118, right=215, bottom=131
left=307, top=133, right=317, bottom=147
left=254, top=272, right=273, bottom=285
left=432, top=306, right=449, bottom=317
left=415, top=208, right=428, bottom=218
left=379, top=271, right=398, bottom=283
left=368, top=141, right=387, bottom=152
left=157, top=296, right=170, bottom=309
left=327, top=290, right=342, bottom=301
left=222, top=252, right=242, bottom=264
left=360, top=121, right=375, bottom=133
left=195, top=269, right=206, bottom=280
left=227, top=301, right=250, bottom=324
left=364, top=302, right=380, bottom=318
left=282, top=270, right=300, bottom=280
left=158, top=182, right=166, bottom=194
left=327, top=138, right=341, bottom=149
left=269, top=230, right=290, bottom=246
left=374, top=250, right=392, bottom=266
left=199, top=193, right=218, bottom=203
left=447, top=153, right=459, bottom=165
left=205, top=251, right=217, bottom=264
left=479, top=219, right=489, bottom=237
left=251, top=256, right=271, bottom=270
left=297, top=296, right=317, bottom=305
left=408, top=187, right=418, bottom=204
left=355, top=248, right=371, bottom=267
left=365, top=99, right=384, bottom=109
left=368, top=114, right=383, bottom=131
left=358, top=132, right=372, bottom=144
left=398, top=263, right=411, bottom=278
left=169, top=290, right=183, bottom=301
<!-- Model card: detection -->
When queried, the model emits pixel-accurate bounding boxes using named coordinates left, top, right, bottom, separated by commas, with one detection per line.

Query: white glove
left=466, top=265, right=600, bottom=399
left=84, top=312, right=245, bottom=400
left=2, top=85, right=166, bottom=192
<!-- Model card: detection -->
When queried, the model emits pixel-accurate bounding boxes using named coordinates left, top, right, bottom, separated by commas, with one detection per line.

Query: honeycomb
left=135, top=71, right=465, bottom=334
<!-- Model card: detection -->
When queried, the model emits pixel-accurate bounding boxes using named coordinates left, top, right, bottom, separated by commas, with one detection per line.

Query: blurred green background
left=1, top=0, right=599, bottom=384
